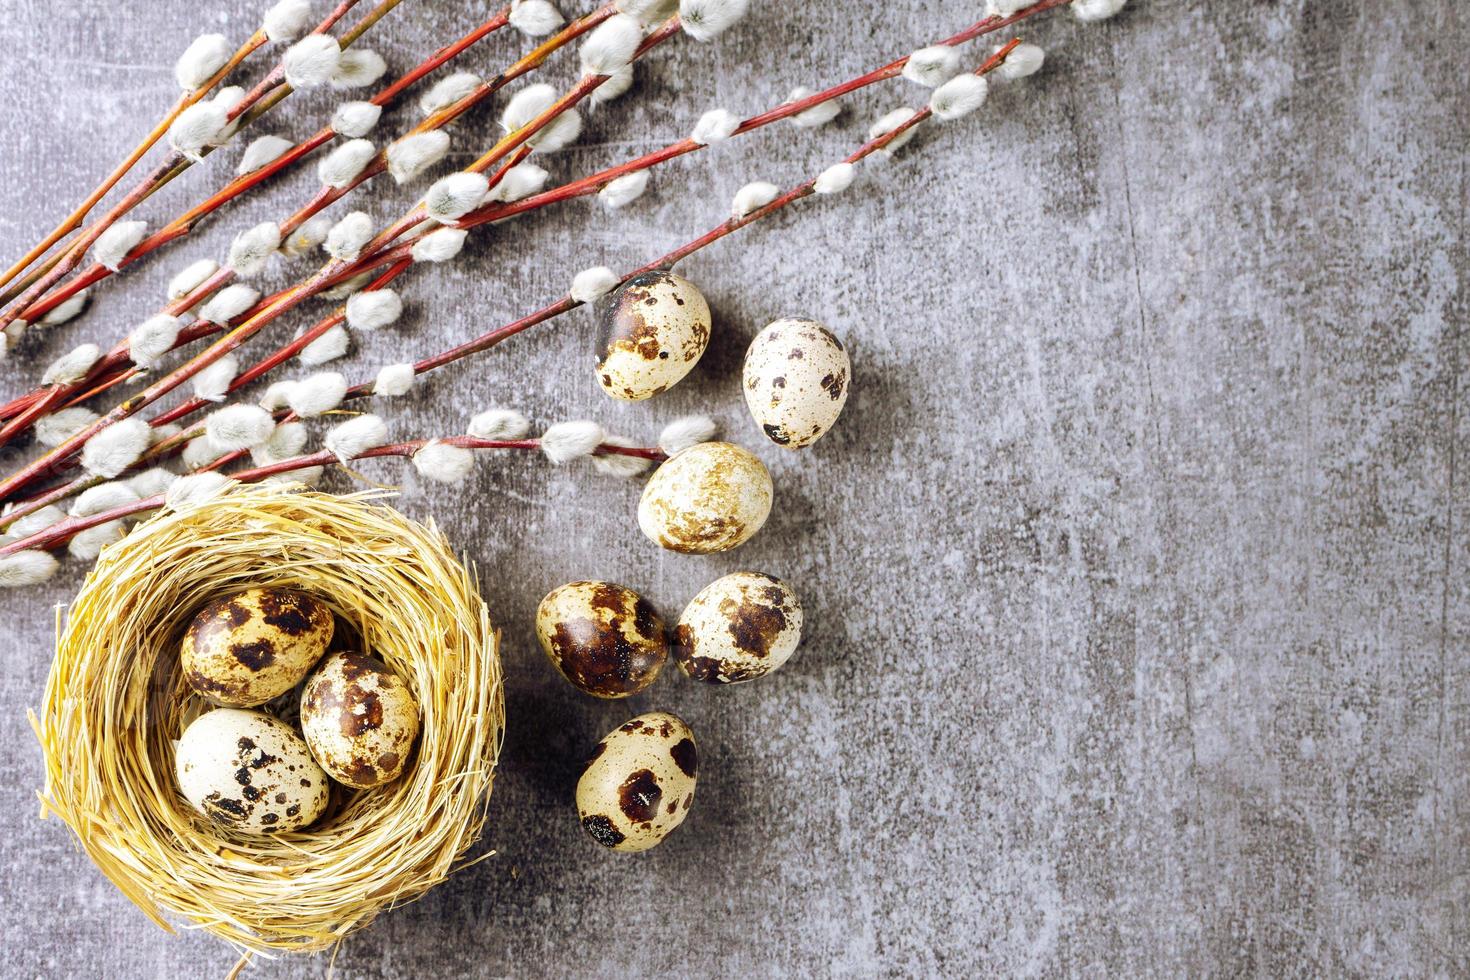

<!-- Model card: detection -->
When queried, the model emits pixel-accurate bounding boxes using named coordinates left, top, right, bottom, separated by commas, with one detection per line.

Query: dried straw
left=32, top=482, right=503, bottom=955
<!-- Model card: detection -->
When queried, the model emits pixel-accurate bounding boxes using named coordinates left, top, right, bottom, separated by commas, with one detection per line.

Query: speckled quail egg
left=300, top=652, right=420, bottom=789
left=743, top=316, right=851, bottom=449
left=674, top=572, right=803, bottom=684
left=535, top=581, right=668, bottom=698
left=595, top=270, right=711, bottom=401
left=181, top=587, right=335, bottom=707
left=576, top=711, right=698, bottom=852
left=637, top=441, right=773, bottom=554
left=175, top=708, right=329, bottom=833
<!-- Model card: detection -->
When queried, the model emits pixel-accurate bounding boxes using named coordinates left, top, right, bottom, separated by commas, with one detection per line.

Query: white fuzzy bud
left=69, top=522, right=126, bottom=561
left=80, top=418, right=151, bottom=477
left=298, top=325, right=350, bottom=365
left=510, top=0, right=564, bottom=36
left=125, top=468, right=178, bottom=498
left=345, top=289, right=403, bottom=330
left=599, top=170, right=650, bottom=209
left=263, top=0, right=314, bottom=42
left=129, top=314, right=183, bottom=368
left=413, top=440, right=476, bottom=484
left=36, top=407, right=98, bottom=447
left=210, top=86, right=247, bottom=143
left=182, top=434, right=229, bottom=470
left=592, top=65, right=635, bottom=105
left=286, top=371, right=348, bottom=416
left=870, top=107, right=919, bottom=155
left=259, top=380, right=296, bottom=410
left=540, top=420, right=604, bottom=463
left=930, top=74, right=988, bottom=121
left=321, top=271, right=374, bottom=300
left=251, top=420, right=307, bottom=465
left=387, top=130, right=451, bottom=184
left=168, top=259, right=219, bottom=300
left=988, top=0, right=1031, bottom=13
left=1073, top=0, right=1127, bottom=21
left=581, top=14, right=643, bottom=77
left=199, top=283, right=261, bottom=324
left=72, top=481, right=141, bottom=517
left=678, top=0, right=748, bottom=42
left=39, top=289, right=90, bottom=326
left=4, top=504, right=66, bottom=541
left=425, top=171, right=491, bottom=221
left=267, top=465, right=324, bottom=487
left=324, top=211, right=374, bottom=261
left=902, top=46, right=961, bottom=88
left=532, top=109, right=582, bottom=152
left=228, top=221, right=282, bottom=276
left=787, top=86, right=841, bottom=129
left=814, top=162, right=855, bottom=195
left=500, top=84, right=582, bottom=151
left=42, top=343, right=101, bottom=385
left=731, top=180, right=780, bottom=218
left=281, top=214, right=332, bottom=258
left=94, top=220, right=149, bottom=271
left=176, top=33, right=232, bottom=90
left=150, top=423, right=183, bottom=446
left=591, top=436, right=653, bottom=478
left=570, top=266, right=620, bottom=304
left=691, top=108, right=739, bottom=145
left=283, top=33, right=341, bottom=89
left=410, top=228, right=467, bottom=263
left=468, top=409, right=530, bottom=440
left=317, top=138, right=377, bottom=189
left=484, top=163, right=549, bottom=204
left=617, top=0, right=677, bottom=23
left=169, top=101, right=231, bottom=160
left=0, top=551, right=59, bottom=587
left=236, top=134, right=295, bottom=175
left=997, top=42, right=1045, bottom=80
left=192, top=354, right=238, bottom=402
left=205, top=404, right=275, bottom=450
left=332, top=48, right=387, bottom=90
left=325, top=413, right=389, bottom=462
left=373, top=363, right=415, bottom=396
left=332, top=100, right=383, bottom=138
left=658, top=414, right=717, bottom=455
left=420, top=71, right=482, bottom=116
left=165, top=472, right=235, bottom=509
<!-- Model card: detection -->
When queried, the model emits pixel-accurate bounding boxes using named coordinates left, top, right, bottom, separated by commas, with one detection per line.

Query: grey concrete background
left=0, top=0, right=1465, bottom=975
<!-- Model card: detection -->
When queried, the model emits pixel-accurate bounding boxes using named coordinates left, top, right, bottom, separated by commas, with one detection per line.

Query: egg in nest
left=174, top=708, right=329, bottom=834
left=300, top=652, right=420, bottom=789
left=181, top=587, right=334, bottom=707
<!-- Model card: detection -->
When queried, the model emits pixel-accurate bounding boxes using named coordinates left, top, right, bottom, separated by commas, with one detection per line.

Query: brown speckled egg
left=743, top=317, right=851, bottom=449
left=674, top=572, right=803, bottom=684
left=535, top=581, right=668, bottom=698
left=595, top=270, right=711, bottom=401
left=576, top=711, right=698, bottom=852
left=175, top=708, right=329, bottom=833
left=637, top=442, right=773, bottom=554
left=300, top=652, right=420, bottom=789
left=182, top=587, right=334, bottom=707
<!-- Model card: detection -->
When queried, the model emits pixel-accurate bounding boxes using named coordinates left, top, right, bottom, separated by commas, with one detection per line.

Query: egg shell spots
left=174, top=708, right=329, bottom=834
left=576, top=711, right=697, bottom=852
left=535, top=581, right=668, bottom=698
left=595, top=270, right=711, bottom=401
left=637, top=442, right=773, bottom=554
left=742, top=317, right=851, bottom=449
left=674, top=571, right=803, bottom=683
left=181, top=587, right=334, bottom=707
left=300, top=652, right=420, bottom=789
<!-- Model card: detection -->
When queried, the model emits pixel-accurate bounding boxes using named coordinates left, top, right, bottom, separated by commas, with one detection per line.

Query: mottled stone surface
left=0, top=1, right=1466, bottom=975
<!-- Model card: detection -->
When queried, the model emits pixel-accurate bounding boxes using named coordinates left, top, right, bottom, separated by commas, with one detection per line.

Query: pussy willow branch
left=0, top=0, right=387, bottom=332
left=0, top=437, right=665, bottom=558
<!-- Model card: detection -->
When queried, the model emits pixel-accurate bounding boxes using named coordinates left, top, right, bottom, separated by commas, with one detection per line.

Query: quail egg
left=595, top=270, right=711, bottom=401
left=637, top=441, right=773, bottom=554
left=175, top=708, right=329, bottom=833
left=300, top=652, right=420, bottom=789
left=535, top=581, right=668, bottom=698
left=576, top=711, right=698, bottom=852
left=674, top=572, right=803, bottom=683
left=743, top=316, right=851, bottom=448
left=181, top=587, right=335, bottom=707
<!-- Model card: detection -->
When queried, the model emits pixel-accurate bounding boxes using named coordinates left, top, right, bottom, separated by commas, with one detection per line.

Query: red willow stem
left=0, top=438, right=665, bottom=558
left=0, top=0, right=381, bottom=331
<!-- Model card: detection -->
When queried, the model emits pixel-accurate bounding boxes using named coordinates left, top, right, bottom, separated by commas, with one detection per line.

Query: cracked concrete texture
left=0, top=1, right=1465, bottom=975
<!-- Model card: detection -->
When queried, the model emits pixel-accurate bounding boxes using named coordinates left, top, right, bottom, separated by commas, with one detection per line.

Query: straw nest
left=33, top=483, right=503, bottom=955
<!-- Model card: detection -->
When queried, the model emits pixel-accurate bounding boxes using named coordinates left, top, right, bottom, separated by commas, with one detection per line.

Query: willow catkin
left=33, top=483, right=502, bottom=954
